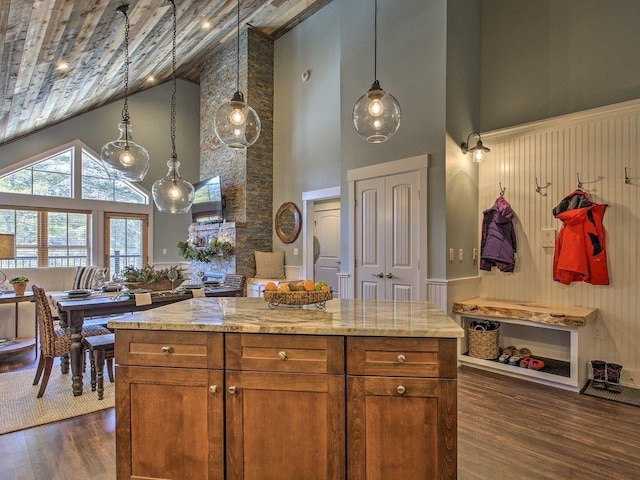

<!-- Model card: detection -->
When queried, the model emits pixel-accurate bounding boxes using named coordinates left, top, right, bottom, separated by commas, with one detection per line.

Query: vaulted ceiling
left=0, top=0, right=330, bottom=147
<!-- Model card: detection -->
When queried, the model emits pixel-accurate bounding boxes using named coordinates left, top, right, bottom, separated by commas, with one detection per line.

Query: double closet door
left=355, top=171, right=421, bottom=300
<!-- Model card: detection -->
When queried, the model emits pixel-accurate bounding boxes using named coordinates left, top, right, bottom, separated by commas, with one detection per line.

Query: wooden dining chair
left=31, top=284, right=112, bottom=398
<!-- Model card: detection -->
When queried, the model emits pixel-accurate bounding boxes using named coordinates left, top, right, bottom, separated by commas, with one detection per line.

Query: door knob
left=371, top=273, right=384, bottom=278
left=386, top=273, right=393, bottom=278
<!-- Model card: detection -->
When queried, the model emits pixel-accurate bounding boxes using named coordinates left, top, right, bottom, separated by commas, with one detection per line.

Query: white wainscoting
left=426, top=277, right=480, bottom=316
left=479, top=98, right=640, bottom=386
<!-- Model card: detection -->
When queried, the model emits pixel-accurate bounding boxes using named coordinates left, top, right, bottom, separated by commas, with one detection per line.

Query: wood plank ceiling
left=0, top=0, right=330, bottom=147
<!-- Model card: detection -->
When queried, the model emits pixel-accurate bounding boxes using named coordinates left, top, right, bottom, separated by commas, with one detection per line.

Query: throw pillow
left=73, top=266, right=108, bottom=290
left=254, top=251, right=285, bottom=279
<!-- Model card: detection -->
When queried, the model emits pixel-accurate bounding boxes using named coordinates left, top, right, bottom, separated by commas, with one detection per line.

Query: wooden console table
left=0, top=292, right=36, bottom=358
left=452, top=297, right=598, bottom=391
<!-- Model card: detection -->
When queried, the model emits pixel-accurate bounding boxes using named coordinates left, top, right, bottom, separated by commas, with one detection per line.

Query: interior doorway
left=301, top=186, right=341, bottom=295
left=313, top=200, right=341, bottom=294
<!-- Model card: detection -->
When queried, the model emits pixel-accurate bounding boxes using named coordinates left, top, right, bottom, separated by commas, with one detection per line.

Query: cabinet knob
left=209, top=385, right=218, bottom=394
left=397, top=354, right=406, bottom=363
left=396, top=385, right=406, bottom=395
left=278, top=351, right=287, bottom=360
left=161, top=346, right=172, bottom=355
left=228, top=386, right=237, bottom=394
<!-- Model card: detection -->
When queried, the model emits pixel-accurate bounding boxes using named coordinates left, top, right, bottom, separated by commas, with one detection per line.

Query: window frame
left=0, top=140, right=154, bottom=268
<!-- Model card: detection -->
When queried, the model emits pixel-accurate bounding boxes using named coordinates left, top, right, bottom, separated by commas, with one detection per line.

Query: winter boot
left=590, top=360, right=607, bottom=389
left=606, top=363, right=623, bottom=393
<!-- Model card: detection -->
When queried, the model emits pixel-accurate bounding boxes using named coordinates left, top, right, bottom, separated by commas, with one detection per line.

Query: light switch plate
left=542, top=229, right=556, bottom=248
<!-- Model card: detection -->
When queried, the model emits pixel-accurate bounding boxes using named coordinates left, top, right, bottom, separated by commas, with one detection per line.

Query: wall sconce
left=461, top=132, right=490, bottom=163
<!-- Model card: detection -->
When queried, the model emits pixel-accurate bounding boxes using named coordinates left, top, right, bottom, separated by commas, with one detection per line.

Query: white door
left=313, top=203, right=341, bottom=296
left=355, top=172, right=421, bottom=300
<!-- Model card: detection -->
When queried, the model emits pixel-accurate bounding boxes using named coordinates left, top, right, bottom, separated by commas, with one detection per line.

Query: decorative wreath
left=177, top=238, right=234, bottom=262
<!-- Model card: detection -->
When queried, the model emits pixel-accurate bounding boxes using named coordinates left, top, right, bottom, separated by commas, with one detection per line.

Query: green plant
left=121, top=265, right=186, bottom=283
left=9, top=276, right=29, bottom=284
left=177, top=238, right=234, bottom=262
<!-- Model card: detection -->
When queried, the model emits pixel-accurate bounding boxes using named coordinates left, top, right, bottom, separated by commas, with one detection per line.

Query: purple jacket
left=480, top=196, right=517, bottom=272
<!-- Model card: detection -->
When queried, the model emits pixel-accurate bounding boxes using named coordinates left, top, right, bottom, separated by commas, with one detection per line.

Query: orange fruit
left=277, top=283, right=290, bottom=292
left=321, top=285, right=330, bottom=292
left=303, top=280, right=315, bottom=292
left=265, top=282, right=277, bottom=291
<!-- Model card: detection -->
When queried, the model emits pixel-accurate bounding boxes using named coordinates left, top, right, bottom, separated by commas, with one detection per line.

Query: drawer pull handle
left=278, top=351, right=287, bottom=360
left=397, top=354, right=406, bottom=363
left=209, top=385, right=218, bottom=394
left=161, top=346, right=172, bottom=355
left=228, top=386, right=237, bottom=394
left=396, top=385, right=406, bottom=395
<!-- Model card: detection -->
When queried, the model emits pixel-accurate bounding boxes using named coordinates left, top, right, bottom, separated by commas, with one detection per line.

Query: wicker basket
left=263, top=290, right=333, bottom=308
left=468, top=324, right=500, bottom=359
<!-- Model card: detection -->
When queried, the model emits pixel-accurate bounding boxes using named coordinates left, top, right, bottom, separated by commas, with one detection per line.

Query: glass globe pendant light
left=152, top=0, right=194, bottom=214
left=213, top=0, right=261, bottom=150
left=100, top=5, right=150, bottom=182
left=352, top=0, right=401, bottom=143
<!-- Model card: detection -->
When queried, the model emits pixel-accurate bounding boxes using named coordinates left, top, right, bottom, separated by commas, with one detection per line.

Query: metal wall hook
left=535, top=177, right=551, bottom=196
left=625, top=167, right=631, bottom=184
left=576, top=173, right=583, bottom=189
left=499, top=182, right=505, bottom=196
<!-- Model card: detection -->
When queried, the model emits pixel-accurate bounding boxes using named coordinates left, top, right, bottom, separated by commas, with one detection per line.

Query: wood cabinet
left=115, top=331, right=224, bottom=480
left=347, top=337, right=458, bottom=480
left=115, top=331, right=457, bottom=479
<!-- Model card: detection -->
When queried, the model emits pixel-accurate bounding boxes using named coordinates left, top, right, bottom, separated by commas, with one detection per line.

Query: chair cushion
left=254, top=251, right=285, bottom=279
left=72, top=266, right=107, bottom=290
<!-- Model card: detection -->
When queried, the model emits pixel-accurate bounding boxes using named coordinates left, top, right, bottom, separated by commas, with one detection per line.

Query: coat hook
left=625, top=167, right=631, bottom=184
left=576, top=172, right=583, bottom=189
left=535, top=177, right=551, bottom=196
left=499, top=182, right=505, bottom=196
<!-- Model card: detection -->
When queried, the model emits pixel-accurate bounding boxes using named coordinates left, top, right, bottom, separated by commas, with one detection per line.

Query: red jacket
left=553, top=190, right=609, bottom=285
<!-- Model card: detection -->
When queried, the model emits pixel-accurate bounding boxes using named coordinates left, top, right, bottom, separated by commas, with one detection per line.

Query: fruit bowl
left=263, top=290, right=333, bottom=310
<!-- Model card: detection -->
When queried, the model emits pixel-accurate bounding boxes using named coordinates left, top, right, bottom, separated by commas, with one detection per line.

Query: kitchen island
left=109, top=297, right=464, bottom=480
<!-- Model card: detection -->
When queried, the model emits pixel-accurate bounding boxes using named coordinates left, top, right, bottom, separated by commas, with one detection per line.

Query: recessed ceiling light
left=56, top=61, right=70, bottom=72
left=35, top=116, right=44, bottom=123
left=146, top=76, right=155, bottom=83
left=201, top=21, right=211, bottom=30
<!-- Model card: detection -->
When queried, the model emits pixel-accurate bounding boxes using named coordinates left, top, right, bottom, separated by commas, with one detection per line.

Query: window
left=0, top=208, right=91, bottom=268
left=0, top=148, right=72, bottom=197
left=81, top=149, right=146, bottom=204
left=0, top=140, right=152, bottom=269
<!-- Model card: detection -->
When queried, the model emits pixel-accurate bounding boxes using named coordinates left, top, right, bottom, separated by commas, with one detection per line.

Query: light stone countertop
left=108, top=297, right=464, bottom=338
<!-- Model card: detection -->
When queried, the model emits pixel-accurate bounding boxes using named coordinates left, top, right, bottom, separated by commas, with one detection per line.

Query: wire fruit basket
left=263, top=290, right=333, bottom=310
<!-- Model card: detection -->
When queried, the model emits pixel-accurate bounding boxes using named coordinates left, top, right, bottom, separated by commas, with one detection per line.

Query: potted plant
left=9, top=276, right=29, bottom=296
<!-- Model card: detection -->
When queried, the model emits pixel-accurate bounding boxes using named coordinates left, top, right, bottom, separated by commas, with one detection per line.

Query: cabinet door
left=225, top=370, right=345, bottom=480
left=116, top=366, right=224, bottom=480
left=347, top=376, right=457, bottom=480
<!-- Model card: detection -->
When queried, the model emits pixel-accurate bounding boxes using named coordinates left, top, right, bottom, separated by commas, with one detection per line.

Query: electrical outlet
left=472, top=248, right=478, bottom=260
left=162, top=248, right=167, bottom=255
left=593, top=326, right=603, bottom=339
left=293, top=247, right=299, bottom=255
left=449, top=249, right=454, bottom=262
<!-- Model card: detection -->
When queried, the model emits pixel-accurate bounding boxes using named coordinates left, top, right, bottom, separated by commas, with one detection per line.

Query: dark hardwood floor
left=1, top=350, right=639, bottom=479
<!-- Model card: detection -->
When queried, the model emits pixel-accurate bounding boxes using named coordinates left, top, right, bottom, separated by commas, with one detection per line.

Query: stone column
left=200, top=27, right=274, bottom=282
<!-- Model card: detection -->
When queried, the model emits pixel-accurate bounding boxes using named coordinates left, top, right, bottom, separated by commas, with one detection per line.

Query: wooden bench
left=82, top=333, right=115, bottom=400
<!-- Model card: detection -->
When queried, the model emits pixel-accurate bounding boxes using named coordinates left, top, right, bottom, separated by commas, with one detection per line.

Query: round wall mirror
left=275, top=202, right=301, bottom=244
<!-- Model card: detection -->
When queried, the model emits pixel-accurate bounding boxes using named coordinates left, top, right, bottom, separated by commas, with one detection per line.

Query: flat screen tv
left=192, top=176, right=224, bottom=223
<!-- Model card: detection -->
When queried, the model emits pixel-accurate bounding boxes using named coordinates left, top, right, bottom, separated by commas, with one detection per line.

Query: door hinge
left=418, top=190, right=421, bottom=200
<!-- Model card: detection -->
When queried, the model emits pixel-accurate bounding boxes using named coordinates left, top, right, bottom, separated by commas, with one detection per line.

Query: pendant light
left=213, top=0, right=261, bottom=150
left=152, top=0, right=194, bottom=214
left=100, top=5, right=150, bottom=182
left=352, top=0, right=401, bottom=143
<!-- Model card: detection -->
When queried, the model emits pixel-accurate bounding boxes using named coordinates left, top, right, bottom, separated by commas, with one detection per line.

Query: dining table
left=53, top=286, right=243, bottom=396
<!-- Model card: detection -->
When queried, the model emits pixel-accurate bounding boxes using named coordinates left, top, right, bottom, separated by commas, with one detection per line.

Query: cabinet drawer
left=226, top=333, right=344, bottom=374
left=347, top=337, right=457, bottom=378
left=116, top=330, right=223, bottom=369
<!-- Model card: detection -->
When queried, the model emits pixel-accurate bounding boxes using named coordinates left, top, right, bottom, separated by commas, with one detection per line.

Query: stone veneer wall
left=200, top=27, right=274, bottom=283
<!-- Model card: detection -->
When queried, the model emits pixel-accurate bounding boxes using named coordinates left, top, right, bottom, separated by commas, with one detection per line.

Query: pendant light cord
left=117, top=5, right=130, bottom=145
left=169, top=0, right=177, bottom=164
left=374, top=0, right=377, bottom=81
left=236, top=0, right=240, bottom=93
